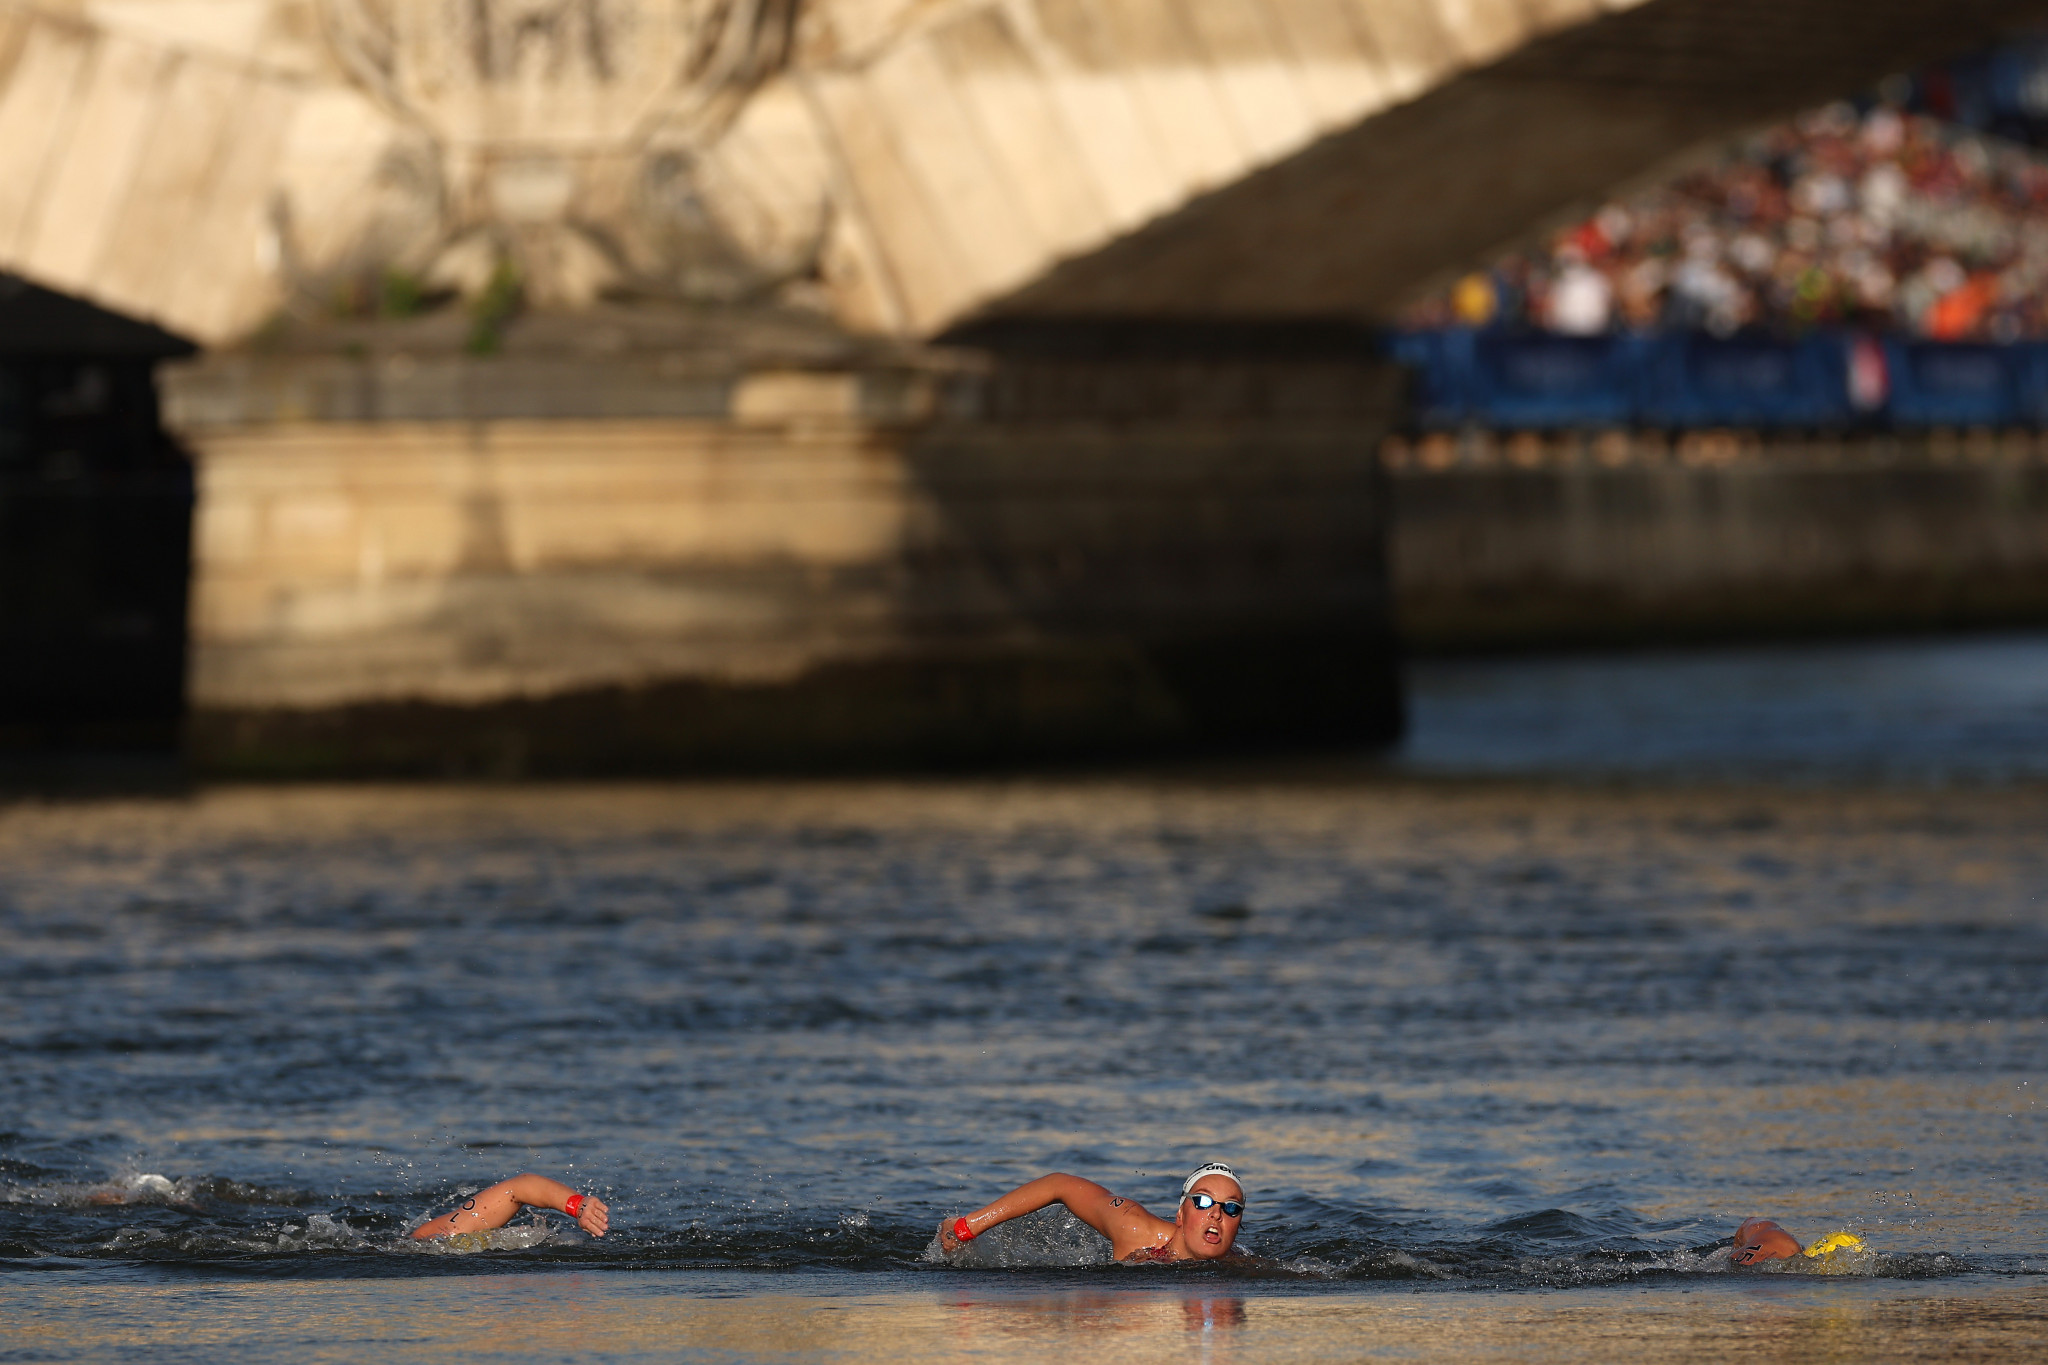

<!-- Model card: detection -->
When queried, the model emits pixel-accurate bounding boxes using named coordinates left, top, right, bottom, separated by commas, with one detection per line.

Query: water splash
left=409, top=1223, right=570, bottom=1255
left=922, top=1207, right=1115, bottom=1268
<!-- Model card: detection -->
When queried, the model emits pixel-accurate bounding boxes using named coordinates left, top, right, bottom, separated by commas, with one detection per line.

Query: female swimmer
left=938, top=1162, right=1246, bottom=1262
left=1729, top=1217, right=1862, bottom=1265
left=410, top=1172, right=609, bottom=1240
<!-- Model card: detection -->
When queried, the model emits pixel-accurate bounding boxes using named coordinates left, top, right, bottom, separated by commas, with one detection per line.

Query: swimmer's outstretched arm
left=410, top=1173, right=609, bottom=1240
left=938, top=1174, right=1160, bottom=1257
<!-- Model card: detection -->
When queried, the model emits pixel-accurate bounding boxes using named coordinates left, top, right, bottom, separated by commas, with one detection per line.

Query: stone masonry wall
left=1387, top=430, right=2048, bottom=650
left=167, top=345, right=1403, bottom=773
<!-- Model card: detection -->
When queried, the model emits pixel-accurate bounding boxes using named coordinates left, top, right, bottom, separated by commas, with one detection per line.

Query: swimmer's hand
left=571, top=1194, right=610, bottom=1238
left=938, top=1218, right=964, bottom=1254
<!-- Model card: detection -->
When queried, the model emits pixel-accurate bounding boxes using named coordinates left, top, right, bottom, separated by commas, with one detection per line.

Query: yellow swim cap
left=1802, top=1232, right=1863, bottom=1258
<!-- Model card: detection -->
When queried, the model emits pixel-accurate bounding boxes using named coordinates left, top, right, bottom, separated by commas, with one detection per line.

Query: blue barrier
left=1638, top=332, right=1854, bottom=429
left=1390, top=327, right=2048, bottom=430
left=1466, top=331, right=1644, bottom=429
left=1882, top=339, right=2021, bottom=427
left=1385, top=331, right=1463, bottom=427
left=2019, top=346, right=2048, bottom=426
left=1391, top=330, right=1644, bottom=430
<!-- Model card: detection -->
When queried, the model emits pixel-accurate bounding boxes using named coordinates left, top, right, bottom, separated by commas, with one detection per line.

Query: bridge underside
left=973, top=0, right=2048, bottom=326
left=5, top=0, right=2046, bottom=344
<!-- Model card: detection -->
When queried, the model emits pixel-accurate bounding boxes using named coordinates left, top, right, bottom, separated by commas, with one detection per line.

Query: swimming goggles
left=1185, top=1193, right=1244, bottom=1218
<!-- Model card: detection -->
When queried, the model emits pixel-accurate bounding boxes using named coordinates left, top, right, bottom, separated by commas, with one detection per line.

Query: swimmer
left=410, top=1173, right=609, bottom=1241
left=1729, top=1217, right=1863, bottom=1265
left=84, top=1173, right=200, bottom=1211
left=937, top=1162, right=1247, bottom=1263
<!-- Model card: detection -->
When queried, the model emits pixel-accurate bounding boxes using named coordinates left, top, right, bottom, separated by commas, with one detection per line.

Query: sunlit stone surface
left=1, top=0, right=2040, bottom=342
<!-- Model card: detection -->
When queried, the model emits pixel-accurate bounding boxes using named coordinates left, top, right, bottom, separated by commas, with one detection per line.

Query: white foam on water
left=922, top=1207, right=1114, bottom=1268
left=17, top=1170, right=206, bottom=1210
left=270, top=1213, right=376, bottom=1252
left=407, top=1223, right=571, bottom=1255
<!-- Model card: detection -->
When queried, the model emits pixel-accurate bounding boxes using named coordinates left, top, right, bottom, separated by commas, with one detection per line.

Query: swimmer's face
left=1730, top=1218, right=1801, bottom=1265
left=1176, top=1176, right=1245, bottom=1259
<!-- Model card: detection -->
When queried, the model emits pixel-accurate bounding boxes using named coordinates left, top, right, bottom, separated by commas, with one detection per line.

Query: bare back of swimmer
left=938, top=1162, right=1246, bottom=1263
left=410, top=1173, right=608, bottom=1240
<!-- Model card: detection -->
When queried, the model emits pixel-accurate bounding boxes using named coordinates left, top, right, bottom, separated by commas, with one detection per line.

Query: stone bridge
left=3, top=0, right=2040, bottom=344
left=7, top=0, right=2047, bottom=773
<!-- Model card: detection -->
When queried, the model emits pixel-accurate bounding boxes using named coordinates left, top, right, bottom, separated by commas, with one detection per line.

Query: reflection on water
left=4, top=1274, right=2044, bottom=1364
left=1400, top=631, right=2048, bottom=781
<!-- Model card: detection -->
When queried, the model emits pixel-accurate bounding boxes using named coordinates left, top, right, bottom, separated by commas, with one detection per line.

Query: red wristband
left=953, top=1217, right=975, bottom=1242
left=564, top=1194, right=585, bottom=1218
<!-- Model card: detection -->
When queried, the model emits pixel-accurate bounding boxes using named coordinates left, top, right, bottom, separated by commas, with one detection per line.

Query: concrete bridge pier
left=165, top=316, right=1402, bottom=775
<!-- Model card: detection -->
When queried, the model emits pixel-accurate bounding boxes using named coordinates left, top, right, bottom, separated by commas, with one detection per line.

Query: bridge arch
left=0, top=0, right=2040, bottom=345
left=793, top=0, right=2048, bottom=332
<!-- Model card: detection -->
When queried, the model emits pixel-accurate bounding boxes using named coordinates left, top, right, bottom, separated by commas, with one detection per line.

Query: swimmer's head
left=1176, top=1162, right=1246, bottom=1260
left=1730, top=1218, right=1802, bottom=1265
left=1181, top=1163, right=1242, bottom=1201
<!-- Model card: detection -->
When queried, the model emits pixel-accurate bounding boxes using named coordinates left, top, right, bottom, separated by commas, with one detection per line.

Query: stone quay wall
left=164, top=339, right=1402, bottom=775
left=1386, top=429, right=2048, bottom=651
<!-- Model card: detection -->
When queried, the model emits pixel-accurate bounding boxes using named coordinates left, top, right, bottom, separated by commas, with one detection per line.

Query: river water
left=3, top=636, right=2046, bottom=1361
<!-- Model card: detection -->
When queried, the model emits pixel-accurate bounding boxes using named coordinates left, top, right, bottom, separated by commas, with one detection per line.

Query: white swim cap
left=1181, top=1162, right=1243, bottom=1201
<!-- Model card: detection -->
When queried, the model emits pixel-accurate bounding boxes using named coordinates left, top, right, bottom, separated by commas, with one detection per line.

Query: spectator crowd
left=1402, top=101, right=2048, bottom=342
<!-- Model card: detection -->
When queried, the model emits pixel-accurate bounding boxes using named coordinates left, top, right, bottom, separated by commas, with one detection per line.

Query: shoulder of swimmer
left=1099, top=1198, right=1175, bottom=1258
left=1040, top=1178, right=1166, bottom=1241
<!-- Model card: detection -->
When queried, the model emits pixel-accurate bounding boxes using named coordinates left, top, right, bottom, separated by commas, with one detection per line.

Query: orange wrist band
left=953, top=1217, right=975, bottom=1242
left=564, top=1194, right=585, bottom=1218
